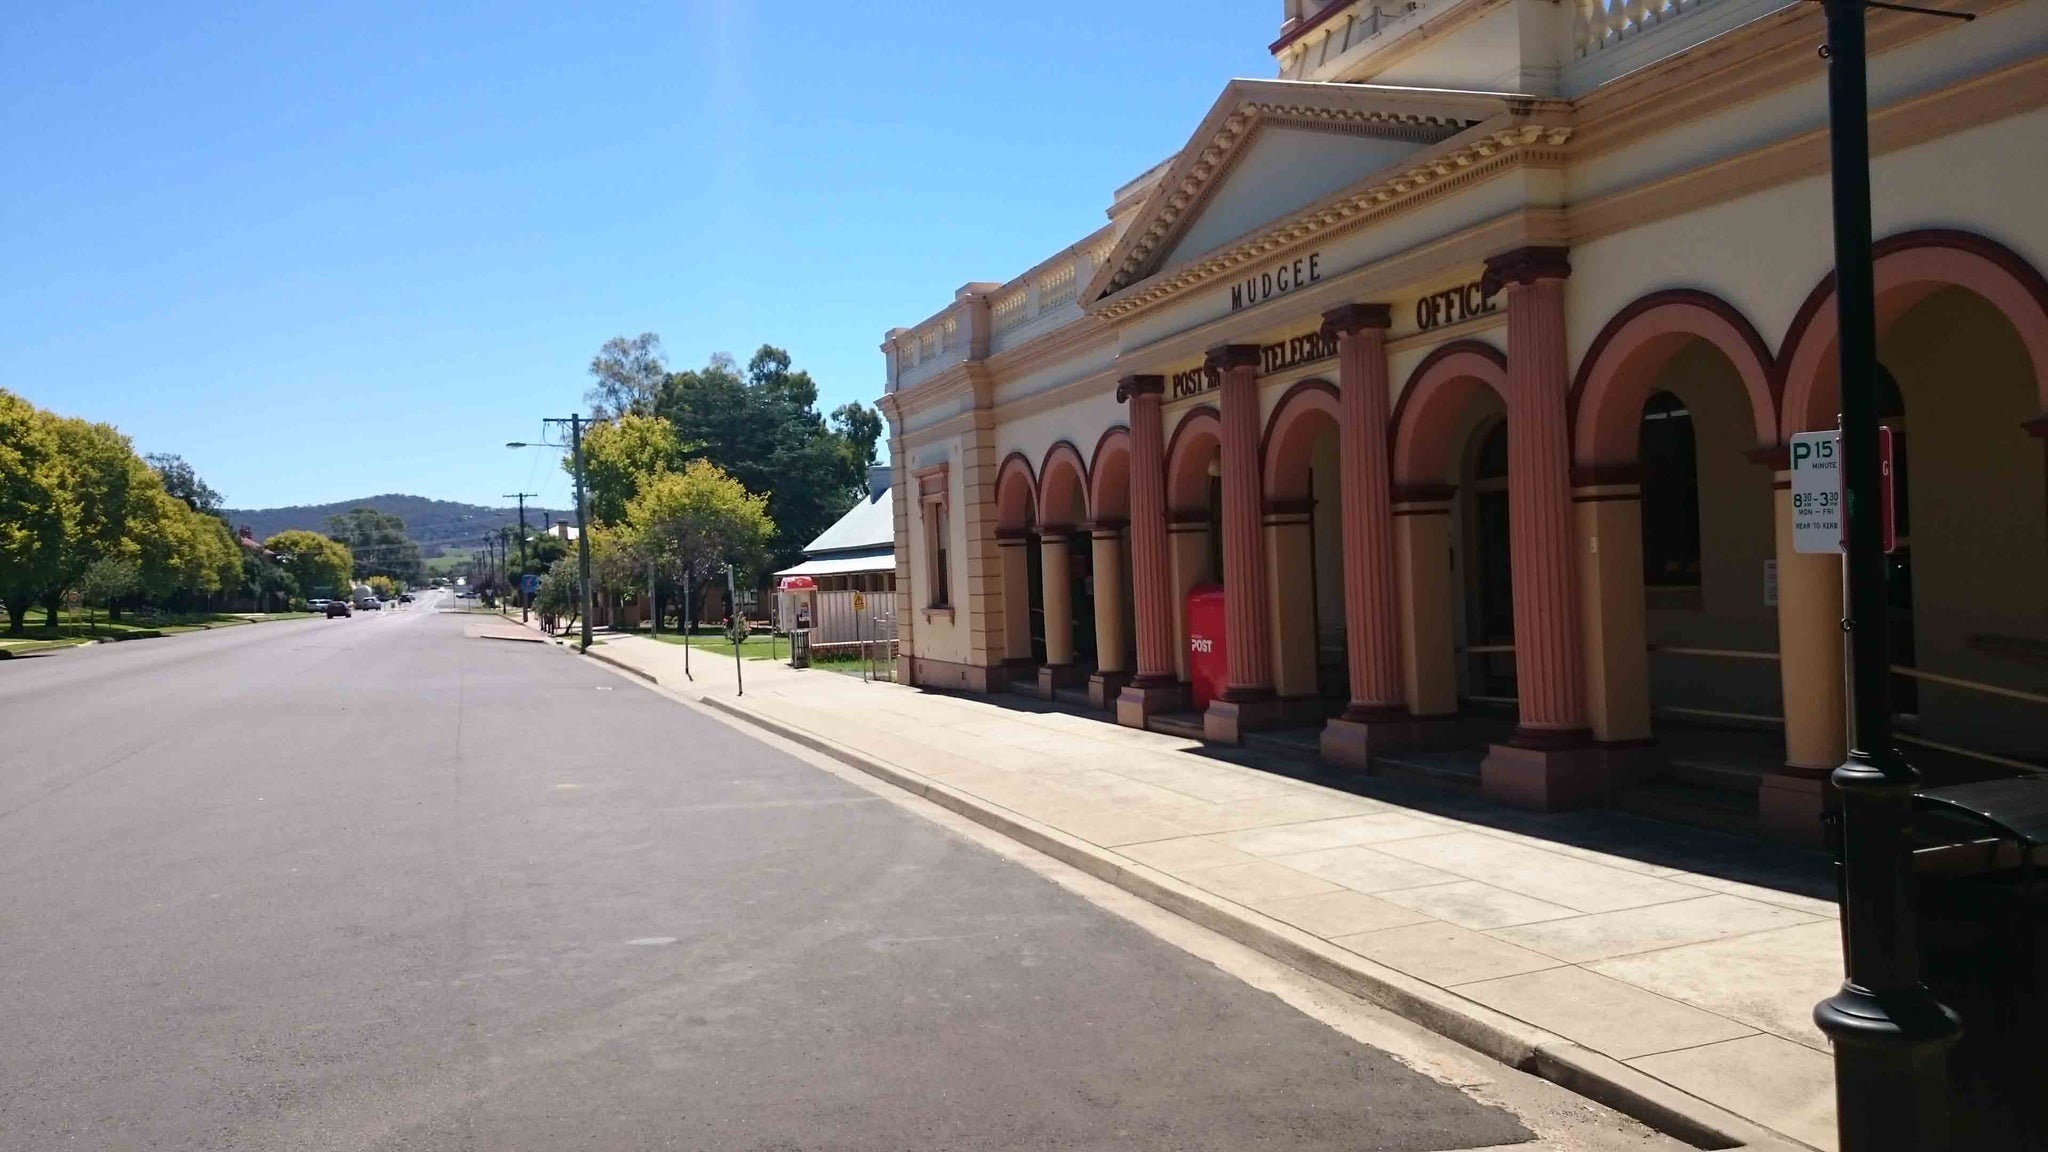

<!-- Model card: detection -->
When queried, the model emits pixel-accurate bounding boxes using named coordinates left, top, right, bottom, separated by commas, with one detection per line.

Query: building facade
left=878, top=0, right=2048, bottom=839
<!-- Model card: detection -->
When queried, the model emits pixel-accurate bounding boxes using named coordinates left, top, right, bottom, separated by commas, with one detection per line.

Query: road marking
left=626, top=937, right=677, bottom=947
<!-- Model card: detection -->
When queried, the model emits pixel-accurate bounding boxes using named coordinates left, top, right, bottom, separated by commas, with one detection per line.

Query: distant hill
left=222, top=494, right=564, bottom=558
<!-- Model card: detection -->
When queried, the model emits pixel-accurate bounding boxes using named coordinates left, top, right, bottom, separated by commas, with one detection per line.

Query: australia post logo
left=1189, top=636, right=1215, bottom=654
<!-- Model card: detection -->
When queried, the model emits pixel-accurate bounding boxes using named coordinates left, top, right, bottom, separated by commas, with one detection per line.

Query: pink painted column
left=1205, top=344, right=1277, bottom=743
left=1319, top=304, right=1408, bottom=768
left=1479, top=248, right=1600, bottom=809
left=1115, top=375, right=1181, bottom=726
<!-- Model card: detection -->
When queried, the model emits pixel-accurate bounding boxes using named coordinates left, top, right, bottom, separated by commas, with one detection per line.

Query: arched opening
left=1038, top=442, right=1092, bottom=691
left=1165, top=408, right=1224, bottom=687
left=1389, top=343, right=1512, bottom=763
left=993, top=454, right=1042, bottom=678
left=1461, top=417, right=1515, bottom=703
left=1779, top=234, right=2048, bottom=780
left=1569, top=292, right=1781, bottom=821
left=1262, top=382, right=1347, bottom=709
left=1088, top=428, right=1138, bottom=705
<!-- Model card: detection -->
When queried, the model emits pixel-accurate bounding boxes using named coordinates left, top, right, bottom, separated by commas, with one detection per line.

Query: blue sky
left=3, top=1, right=1273, bottom=510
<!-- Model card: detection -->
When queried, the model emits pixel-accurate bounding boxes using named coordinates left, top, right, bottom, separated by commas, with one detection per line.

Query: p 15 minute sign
left=1789, top=428, right=1896, bottom=554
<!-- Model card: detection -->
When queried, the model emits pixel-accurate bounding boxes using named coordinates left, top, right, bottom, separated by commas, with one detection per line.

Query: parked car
left=398, top=593, right=414, bottom=603
left=307, top=598, right=329, bottom=613
left=360, top=598, right=381, bottom=611
left=324, top=600, right=353, bottom=618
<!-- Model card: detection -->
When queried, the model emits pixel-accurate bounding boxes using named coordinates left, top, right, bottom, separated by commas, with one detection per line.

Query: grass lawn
left=0, top=636, right=92, bottom=657
left=11, top=610, right=313, bottom=642
left=647, top=629, right=784, bottom=660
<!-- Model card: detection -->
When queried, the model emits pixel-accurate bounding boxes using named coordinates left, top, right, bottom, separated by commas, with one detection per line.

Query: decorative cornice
left=1088, top=114, right=1570, bottom=322
left=1116, top=374, right=1164, bottom=403
left=1321, top=302, right=1393, bottom=336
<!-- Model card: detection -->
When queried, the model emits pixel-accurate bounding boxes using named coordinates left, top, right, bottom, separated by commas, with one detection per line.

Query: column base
left=1759, top=767, right=1833, bottom=846
left=1037, top=662, right=1087, bottom=698
left=1087, top=670, right=1132, bottom=709
left=1116, top=677, right=1185, bottom=728
left=1204, top=689, right=1285, bottom=744
left=1320, top=710, right=1412, bottom=771
left=1482, top=735, right=1609, bottom=811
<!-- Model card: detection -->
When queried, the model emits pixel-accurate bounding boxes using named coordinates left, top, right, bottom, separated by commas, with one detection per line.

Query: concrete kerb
left=692, top=691, right=1805, bottom=1152
left=577, top=645, right=659, bottom=684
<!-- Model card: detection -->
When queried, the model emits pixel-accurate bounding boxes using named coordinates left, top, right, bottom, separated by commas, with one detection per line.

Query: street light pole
left=1811, top=1, right=1960, bottom=1147
left=504, top=492, right=536, bottom=622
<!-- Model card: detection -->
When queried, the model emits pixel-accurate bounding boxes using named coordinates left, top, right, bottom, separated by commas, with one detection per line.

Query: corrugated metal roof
left=801, top=480, right=895, bottom=556
left=774, top=549, right=896, bottom=577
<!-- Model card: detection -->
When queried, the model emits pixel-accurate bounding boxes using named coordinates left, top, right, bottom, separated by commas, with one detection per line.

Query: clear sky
left=3, top=1, right=1275, bottom=511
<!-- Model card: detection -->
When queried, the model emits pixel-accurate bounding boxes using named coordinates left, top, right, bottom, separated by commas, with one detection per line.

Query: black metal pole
left=1811, top=1, right=1958, bottom=1146
left=570, top=414, right=594, bottom=652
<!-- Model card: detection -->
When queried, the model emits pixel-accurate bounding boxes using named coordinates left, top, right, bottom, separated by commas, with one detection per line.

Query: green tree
left=78, top=556, right=139, bottom=635
left=264, top=530, right=354, bottom=602
left=624, top=460, right=774, bottom=621
left=144, top=453, right=225, bottom=520
left=650, top=344, right=864, bottom=569
left=366, top=574, right=401, bottom=600
left=326, top=507, right=423, bottom=585
left=575, top=412, right=688, bottom=525
left=46, top=415, right=154, bottom=626
left=831, top=402, right=883, bottom=471
left=0, top=391, right=69, bottom=634
left=585, top=332, right=668, bottom=419
left=133, top=490, right=241, bottom=608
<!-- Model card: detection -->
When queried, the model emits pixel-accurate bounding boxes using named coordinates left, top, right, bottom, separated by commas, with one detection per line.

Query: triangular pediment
left=1084, top=80, right=1556, bottom=309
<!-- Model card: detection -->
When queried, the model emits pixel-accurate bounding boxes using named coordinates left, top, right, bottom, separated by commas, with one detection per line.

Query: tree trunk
left=43, top=594, right=59, bottom=634
left=5, top=601, right=24, bottom=635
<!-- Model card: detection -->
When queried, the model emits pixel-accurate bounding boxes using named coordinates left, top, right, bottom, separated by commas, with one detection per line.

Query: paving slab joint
left=691, top=691, right=1790, bottom=1152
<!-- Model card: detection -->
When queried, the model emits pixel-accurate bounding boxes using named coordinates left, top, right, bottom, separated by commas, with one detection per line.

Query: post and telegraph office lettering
left=1414, top=280, right=1497, bottom=332
left=1167, top=327, right=1340, bottom=400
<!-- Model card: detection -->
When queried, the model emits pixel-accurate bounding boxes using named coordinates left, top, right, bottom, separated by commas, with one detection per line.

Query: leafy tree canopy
left=624, top=460, right=774, bottom=586
left=576, top=412, right=688, bottom=526
left=326, top=506, right=423, bottom=585
left=646, top=344, right=866, bottom=569
left=145, top=453, right=225, bottom=519
left=264, top=530, right=355, bottom=601
left=586, top=332, right=668, bottom=419
left=831, top=402, right=883, bottom=471
left=0, top=390, right=70, bottom=628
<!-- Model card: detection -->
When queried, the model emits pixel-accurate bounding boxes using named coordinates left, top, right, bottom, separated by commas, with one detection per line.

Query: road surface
left=0, top=600, right=1640, bottom=1150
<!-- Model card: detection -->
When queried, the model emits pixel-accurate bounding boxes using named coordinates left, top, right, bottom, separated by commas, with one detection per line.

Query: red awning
left=778, top=575, right=817, bottom=590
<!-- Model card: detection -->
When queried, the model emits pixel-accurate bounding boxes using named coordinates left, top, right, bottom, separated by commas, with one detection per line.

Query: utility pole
left=504, top=492, right=536, bottom=622
left=1809, top=0, right=1968, bottom=1147
left=510, top=418, right=593, bottom=651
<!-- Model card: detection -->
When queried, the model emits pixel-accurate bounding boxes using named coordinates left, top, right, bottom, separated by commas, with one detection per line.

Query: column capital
left=1320, top=302, right=1393, bottom=338
left=1039, top=524, right=1075, bottom=541
left=1480, top=246, right=1572, bottom=295
left=1116, top=374, right=1164, bottom=403
left=1085, top=519, right=1128, bottom=536
left=1569, top=463, right=1643, bottom=488
left=1204, top=343, right=1262, bottom=373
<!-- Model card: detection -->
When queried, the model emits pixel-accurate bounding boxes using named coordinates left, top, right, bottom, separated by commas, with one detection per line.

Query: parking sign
left=1790, top=428, right=1894, bottom=555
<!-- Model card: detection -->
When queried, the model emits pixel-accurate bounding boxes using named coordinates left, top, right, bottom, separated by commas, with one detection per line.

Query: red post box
left=1185, top=585, right=1227, bottom=713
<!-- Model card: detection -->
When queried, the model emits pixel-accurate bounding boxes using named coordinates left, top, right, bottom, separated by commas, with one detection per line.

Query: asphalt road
left=0, top=600, right=1534, bottom=1151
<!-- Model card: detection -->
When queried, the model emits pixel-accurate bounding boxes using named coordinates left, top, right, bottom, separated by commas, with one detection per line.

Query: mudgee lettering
left=1230, top=252, right=1322, bottom=311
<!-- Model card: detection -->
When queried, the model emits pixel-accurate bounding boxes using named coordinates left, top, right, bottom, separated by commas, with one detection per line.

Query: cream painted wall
left=1567, top=102, right=2048, bottom=365
left=994, top=389, right=1129, bottom=513
left=903, top=436, right=976, bottom=667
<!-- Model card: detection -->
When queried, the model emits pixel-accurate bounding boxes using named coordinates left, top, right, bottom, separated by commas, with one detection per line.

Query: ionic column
left=1479, top=248, right=1603, bottom=810
left=1205, top=343, right=1278, bottom=744
left=1318, top=304, right=1407, bottom=769
left=1088, top=522, right=1130, bottom=708
left=998, top=532, right=1033, bottom=668
left=1766, top=456, right=1844, bottom=844
left=1115, top=376, right=1183, bottom=726
left=1037, top=527, right=1078, bottom=696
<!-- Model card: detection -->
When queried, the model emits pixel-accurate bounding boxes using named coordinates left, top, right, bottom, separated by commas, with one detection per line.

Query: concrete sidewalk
left=549, top=625, right=1843, bottom=1151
